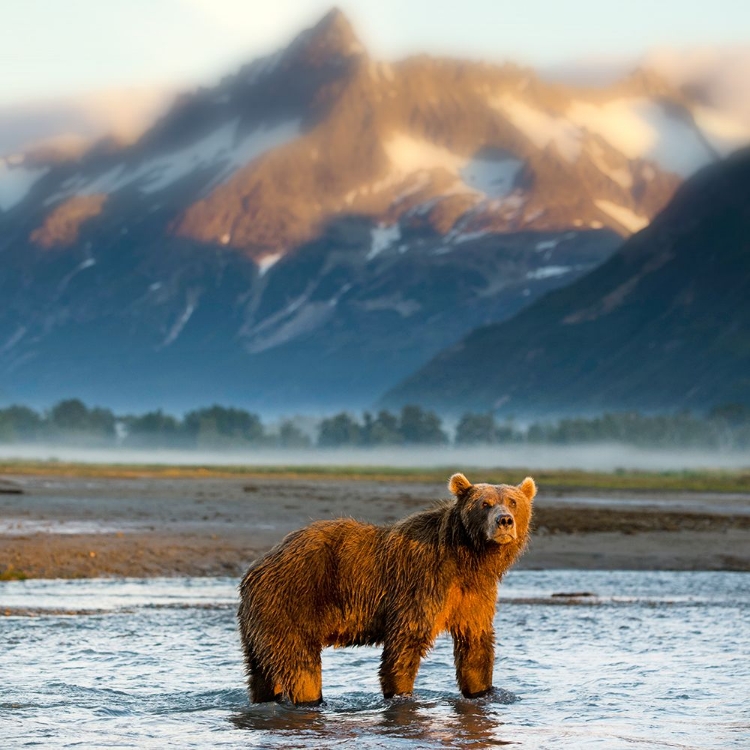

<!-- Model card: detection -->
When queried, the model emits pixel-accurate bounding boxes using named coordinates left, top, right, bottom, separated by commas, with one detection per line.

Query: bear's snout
left=490, top=507, right=517, bottom=542
left=495, top=512, right=514, bottom=529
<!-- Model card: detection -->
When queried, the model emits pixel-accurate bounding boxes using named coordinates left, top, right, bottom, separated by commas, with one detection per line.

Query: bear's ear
left=519, top=477, right=537, bottom=501
left=449, top=473, right=472, bottom=497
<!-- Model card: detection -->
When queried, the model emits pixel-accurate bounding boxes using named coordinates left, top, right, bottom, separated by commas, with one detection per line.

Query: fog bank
left=1, top=443, right=749, bottom=472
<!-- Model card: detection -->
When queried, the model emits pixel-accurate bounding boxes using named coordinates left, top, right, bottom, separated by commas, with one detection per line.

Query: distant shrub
left=48, top=399, right=115, bottom=439
left=362, top=411, right=403, bottom=445
left=0, top=405, right=43, bottom=442
left=398, top=405, right=448, bottom=445
left=183, top=405, right=264, bottom=445
left=123, top=410, right=183, bottom=446
left=317, top=413, right=362, bottom=447
left=277, top=420, right=311, bottom=448
left=317, top=406, right=448, bottom=447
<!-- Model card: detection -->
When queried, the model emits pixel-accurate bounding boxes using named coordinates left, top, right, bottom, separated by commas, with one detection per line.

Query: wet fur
left=237, top=474, right=536, bottom=704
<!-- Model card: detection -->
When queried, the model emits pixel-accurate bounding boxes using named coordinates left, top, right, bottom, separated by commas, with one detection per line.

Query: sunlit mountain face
left=1, top=9, right=748, bottom=412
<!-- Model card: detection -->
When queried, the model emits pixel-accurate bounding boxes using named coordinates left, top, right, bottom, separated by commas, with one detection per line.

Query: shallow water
left=1, top=572, right=749, bottom=749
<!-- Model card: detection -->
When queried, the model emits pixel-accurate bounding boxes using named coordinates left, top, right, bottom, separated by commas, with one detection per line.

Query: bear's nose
left=496, top=513, right=514, bottom=528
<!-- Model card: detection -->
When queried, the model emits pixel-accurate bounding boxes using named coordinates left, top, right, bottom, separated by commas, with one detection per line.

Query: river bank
left=1, top=471, right=749, bottom=579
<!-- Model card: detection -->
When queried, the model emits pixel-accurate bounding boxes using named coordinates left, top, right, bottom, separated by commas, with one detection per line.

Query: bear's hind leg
left=379, top=634, right=431, bottom=698
left=250, top=666, right=280, bottom=704
left=243, top=643, right=281, bottom=703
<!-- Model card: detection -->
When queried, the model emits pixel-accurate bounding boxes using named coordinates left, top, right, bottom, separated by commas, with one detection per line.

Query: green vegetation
left=0, top=566, right=28, bottom=581
left=0, top=461, right=749, bottom=493
left=1, top=399, right=750, bottom=449
left=0, top=401, right=311, bottom=449
left=318, top=406, right=448, bottom=447
left=455, top=406, right=750, bottom=449
left=455, top=412, right=518, bottom=444
left=0, top=402, right=451, bottom=448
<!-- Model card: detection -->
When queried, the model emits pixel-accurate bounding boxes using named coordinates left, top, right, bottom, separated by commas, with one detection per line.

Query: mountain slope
left=384, top=148, right=750, bottom=415
left=1, top=10, right=749, bottom=411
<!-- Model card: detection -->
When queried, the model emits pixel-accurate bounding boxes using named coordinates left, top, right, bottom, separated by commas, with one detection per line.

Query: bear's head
left=448, top=473, right=536, bottom=548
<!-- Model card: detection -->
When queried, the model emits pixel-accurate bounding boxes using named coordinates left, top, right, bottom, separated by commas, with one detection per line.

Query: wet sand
left=1, top=474, right=749, bottom=579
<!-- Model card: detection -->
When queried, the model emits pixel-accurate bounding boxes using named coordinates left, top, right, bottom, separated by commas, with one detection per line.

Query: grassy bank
left=2, top=460, right=750, bottom=493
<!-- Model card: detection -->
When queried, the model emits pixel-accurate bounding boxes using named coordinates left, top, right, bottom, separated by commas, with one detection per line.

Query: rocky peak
left=615, top=66, right=679, bottom=99
left=281, top=7, right=366, bottom=69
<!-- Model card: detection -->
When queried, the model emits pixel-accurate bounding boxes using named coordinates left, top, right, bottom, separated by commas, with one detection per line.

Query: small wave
left=3, top=571, right=748, bottom=749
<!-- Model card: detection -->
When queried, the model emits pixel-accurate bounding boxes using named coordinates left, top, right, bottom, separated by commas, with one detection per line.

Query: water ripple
left=1, top=571, right=749, bottom=748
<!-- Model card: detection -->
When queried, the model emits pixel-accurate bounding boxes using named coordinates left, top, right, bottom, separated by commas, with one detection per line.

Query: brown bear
left=237, top=473, right=536, bottom=705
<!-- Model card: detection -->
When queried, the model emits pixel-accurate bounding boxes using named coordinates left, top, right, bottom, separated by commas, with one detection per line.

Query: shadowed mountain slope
left=384, top=148, right=750, bottom=415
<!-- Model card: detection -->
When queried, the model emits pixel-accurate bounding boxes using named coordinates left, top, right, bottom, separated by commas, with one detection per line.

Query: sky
left=2, top=0, right=750, bottom=106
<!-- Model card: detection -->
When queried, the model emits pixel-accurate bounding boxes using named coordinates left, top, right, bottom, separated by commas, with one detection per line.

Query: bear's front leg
left=379, top=632, right=432, bottom=698
left=452, top=629, right=494, bottom=698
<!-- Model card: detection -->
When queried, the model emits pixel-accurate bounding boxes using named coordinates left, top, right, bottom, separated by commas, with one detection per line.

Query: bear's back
left=240, top=519, right=387, bottom=637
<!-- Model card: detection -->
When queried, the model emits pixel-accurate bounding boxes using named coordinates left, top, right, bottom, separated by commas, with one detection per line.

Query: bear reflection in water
left=231, top=691, right=517, bottom=746
left=238, top=473, right=536, bottom=705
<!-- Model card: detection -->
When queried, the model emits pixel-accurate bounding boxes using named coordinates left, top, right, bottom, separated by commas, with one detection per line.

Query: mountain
left=384, top=148, right=750, bottom=416
left=1, top=9, right=749, bottom=411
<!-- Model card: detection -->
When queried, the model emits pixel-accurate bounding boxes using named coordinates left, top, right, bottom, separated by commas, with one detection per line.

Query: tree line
left=457, top=406, right=750, bottom=448
left=1, top=398, right=749, bottom=449
left=0, top=400, right=310, bottom=448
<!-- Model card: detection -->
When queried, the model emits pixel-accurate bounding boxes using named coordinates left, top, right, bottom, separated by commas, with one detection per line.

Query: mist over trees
left=0, top=401, right=308, bottom=448
left=318, top=407, right=448, bottom=447
left=1, top=400, right=750, bottom=449
left=453, top=407, right=750, bottom=449
left=0, top=399, right=117, bottom=443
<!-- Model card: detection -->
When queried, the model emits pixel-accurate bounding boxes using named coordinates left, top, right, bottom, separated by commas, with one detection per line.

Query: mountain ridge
left=383, top=147, right=750, bottom=415
left=1, top=9, right=749, bottom=411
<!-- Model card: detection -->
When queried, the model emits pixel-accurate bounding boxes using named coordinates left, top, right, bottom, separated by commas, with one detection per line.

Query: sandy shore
left=1, top=474, right=749, bottom=579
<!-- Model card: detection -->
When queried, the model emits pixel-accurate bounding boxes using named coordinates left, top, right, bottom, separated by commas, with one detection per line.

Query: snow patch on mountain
left=491, top=94, right=750, bottom=179
left=384, top=135, right=524, bottom=203
left=0, top=158, right=48, bottom=211
left=385, top=135, right=465, bottom=175
left=1, top=326, right=27, bottom=354
left=567, top=98, right=717, bottom=175
left=162, top=298, right=197, bottom=347
left=526, top=265, right=573, bottom=279
left=535, top=238, right=562, bottom=252
left=491, top=96, right=581, bottom=161
left=460, top=155, right=523, bottom=197
left=453, top=229, right=492, bottom=245
left=53, top=118, right=301, bottom=201
left=245, top=301, right=334, bottom=354
left=257, top=252, right=282, bottom=276
left=367, top=223, right=401, bottom=260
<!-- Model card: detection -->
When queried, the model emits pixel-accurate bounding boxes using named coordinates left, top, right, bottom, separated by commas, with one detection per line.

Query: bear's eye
left=510, top=498, right=517, bottom=509
left=482, top=500, right=491, bottom=509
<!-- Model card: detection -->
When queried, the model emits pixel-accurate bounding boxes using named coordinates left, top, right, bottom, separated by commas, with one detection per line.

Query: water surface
left=2, top=571, right=749, bottom=748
